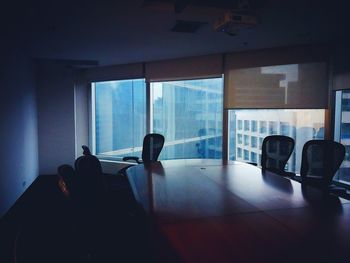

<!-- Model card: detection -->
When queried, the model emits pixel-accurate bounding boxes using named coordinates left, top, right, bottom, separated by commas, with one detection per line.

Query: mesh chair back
left=300, top=140, right=345, bottom=185
left=142, top=133, right=165, bottom=164
left=261, top=135, right=295, bottom=174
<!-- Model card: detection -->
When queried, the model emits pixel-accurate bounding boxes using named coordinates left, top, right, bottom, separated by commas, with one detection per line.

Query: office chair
left=297, top=140, right=345, bottom=191
left=117, top=133, right=164, bottom=179
left=122, top=133, right=165, bottom=165
left=74, top=145, right=106, bottom=209
left=75, top=145, right=103, bottom=179
left=261, top=135, right=295, bottom=176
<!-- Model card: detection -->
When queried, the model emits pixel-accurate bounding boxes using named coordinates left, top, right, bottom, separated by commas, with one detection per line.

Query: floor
left=0, top=174, right=154, bottom=263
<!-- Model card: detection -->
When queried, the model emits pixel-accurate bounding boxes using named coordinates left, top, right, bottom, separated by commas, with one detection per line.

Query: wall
left=0, top=48, right=39, bottom=217
left=36, top=61, right=76, bottom=174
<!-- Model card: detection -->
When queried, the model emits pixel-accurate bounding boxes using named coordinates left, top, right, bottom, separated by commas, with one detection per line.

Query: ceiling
left=1, top=0, right=348, bottom=66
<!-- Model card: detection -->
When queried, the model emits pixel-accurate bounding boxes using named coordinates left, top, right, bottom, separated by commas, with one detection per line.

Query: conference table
left=126, top=159, right=350, bottom=263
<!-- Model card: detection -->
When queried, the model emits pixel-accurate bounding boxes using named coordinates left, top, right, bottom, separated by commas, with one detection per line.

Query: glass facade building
left=94, top=77, right=223, bottom=160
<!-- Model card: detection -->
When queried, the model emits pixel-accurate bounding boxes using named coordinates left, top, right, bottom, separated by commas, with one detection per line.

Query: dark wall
left=0, top=48, right=39, bottom=217
left=36, top=62, right=76, bottom=174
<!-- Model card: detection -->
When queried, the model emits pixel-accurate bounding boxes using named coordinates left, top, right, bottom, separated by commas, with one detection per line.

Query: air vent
left=171, top=20, right=207, bottom=33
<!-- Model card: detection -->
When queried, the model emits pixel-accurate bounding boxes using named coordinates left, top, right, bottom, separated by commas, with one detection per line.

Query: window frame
left=88, top=75, right=335, bottom=184
left=91, top=76, right=224, bottom=161
left=91, top=78, right=147, bottom=161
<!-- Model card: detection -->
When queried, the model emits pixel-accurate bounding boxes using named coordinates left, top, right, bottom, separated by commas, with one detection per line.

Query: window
left=244, top=120, right=250, bottom=131
left=93, top=79, right=146, bottom=159
left=259, top=121, right=267, bottom=134
left=251, top=152, right=257, bottom=163
left=244, top=135, right=249, bottom=146
left=237, top=147, right=242, bottom=158
left=251, top=121, right=258, bottom=132
left=93, top=77, right=223, bottom=161
left=251, top=136, right=257, bottom=148
left=269, top=121, right=278, bottom=134
left=244, top=150, right=249, bottom=161
left=229, top=109, right=325, bottom=173
left=151, top=78, right=223, bottom=159
left=237, top=120, right=243, bottom=130
left=334, top=90, right=350, bottom=184
left=280, top=122, right=290, bottom=136
left=237, top=134, right=243, bottom=144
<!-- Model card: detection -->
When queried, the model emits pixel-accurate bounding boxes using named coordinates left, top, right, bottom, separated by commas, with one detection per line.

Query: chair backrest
left=261, top=135, right=295, bottom=174
left=74, top=145, right=104, bottom=198
left=300, top=140, right=345, bottom=185
left=141, top=133, right=165, bottom=164
left=75, top=145, right=102, bottom=178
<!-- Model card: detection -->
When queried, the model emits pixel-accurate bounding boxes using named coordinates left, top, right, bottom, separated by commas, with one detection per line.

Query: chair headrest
left=82, top=145, right=92, bottom=156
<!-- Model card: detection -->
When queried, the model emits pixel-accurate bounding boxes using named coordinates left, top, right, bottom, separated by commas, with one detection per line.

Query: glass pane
left=334, top=90, right=350, bottom=184
left=94, top=79, right=146, bottom=159
left=229, top=109, right=325, bottom=173
left=152, top=78, right=223, bottom=159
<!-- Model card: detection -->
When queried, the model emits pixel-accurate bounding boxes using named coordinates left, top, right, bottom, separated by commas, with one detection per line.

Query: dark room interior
left=1, top=0, right=350, bottom=262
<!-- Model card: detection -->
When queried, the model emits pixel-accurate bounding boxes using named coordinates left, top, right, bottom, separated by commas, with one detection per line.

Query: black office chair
left=122, top=133, right=165, bottom=165
left=75, top=145, right=103, bottom=179
left=297, top=140, right=345, bottom=191
left=261, top=135, right=295, bottom=176
left=117, top=133, right=164, bottom=179
left=74, top=145, right=106, bottom=207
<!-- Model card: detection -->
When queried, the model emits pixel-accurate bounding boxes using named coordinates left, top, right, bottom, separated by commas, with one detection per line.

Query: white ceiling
left=2, top=0, right=348, bottom=66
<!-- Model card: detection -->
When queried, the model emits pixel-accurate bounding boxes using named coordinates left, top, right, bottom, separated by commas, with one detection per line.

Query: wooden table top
left=126, top=159, right=350, bottom=263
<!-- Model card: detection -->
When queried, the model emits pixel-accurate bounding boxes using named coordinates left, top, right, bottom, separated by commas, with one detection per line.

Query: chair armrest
left=122, top=156, right=141, bottom=163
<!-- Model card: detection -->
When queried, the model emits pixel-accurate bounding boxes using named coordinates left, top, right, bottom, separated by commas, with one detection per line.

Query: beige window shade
left=145, top=54, right=223, bottom=82
left=224, top=46, right=329, bottom=109
left=81, top=63, right=144, bottom=82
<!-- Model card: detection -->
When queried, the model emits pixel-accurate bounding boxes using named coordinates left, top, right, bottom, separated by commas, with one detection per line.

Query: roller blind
left=81, top=63, right=144, bottom=82
left=145, top=54, right=223, bottom=82
left=333, top=73, right=350, bottom=90
left=332, top=52, right=350, bottom=90
left=224, top=46, right=329, bottom=109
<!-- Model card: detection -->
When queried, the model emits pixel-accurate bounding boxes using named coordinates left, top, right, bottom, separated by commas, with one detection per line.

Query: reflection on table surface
left=126, top=159, right=350, bottom=263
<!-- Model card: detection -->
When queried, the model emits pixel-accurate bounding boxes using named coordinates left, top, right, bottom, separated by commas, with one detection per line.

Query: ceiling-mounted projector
left=214, top=11, right=259, bottom=35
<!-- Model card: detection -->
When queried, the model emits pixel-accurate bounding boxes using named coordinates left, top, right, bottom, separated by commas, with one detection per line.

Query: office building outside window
left=269, top=121, right=278, bottom=134
left=238, top=120, right=243, bottom=130
left=244, top=120, right=250, bottom=131
left=251, top=152, right=257, bottom=163
left=244, top=149, right=249, bottom=161
left=260, top=121, right=267, bottom=134
left=251, top=120, right=258, bottom=132
left=259, top=137, right=263, bottom=150
left=229, top=109, right=325, bottom=173
left=151, top=78, right=223, bottom=160
left=334, top=90, right=350, bottom=184
left=281, top=122, right=290, bottom=136
left=237, top=147, right=242, bottom=158
left=251, top=136, right=258, bottom=148
left=93, top=77, right=223, bottom=161
left=237, top=134, right=243, bottom=144
left=244, top=135, right=249, bottom=146
left=93, top=79, right=146, bottom=159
